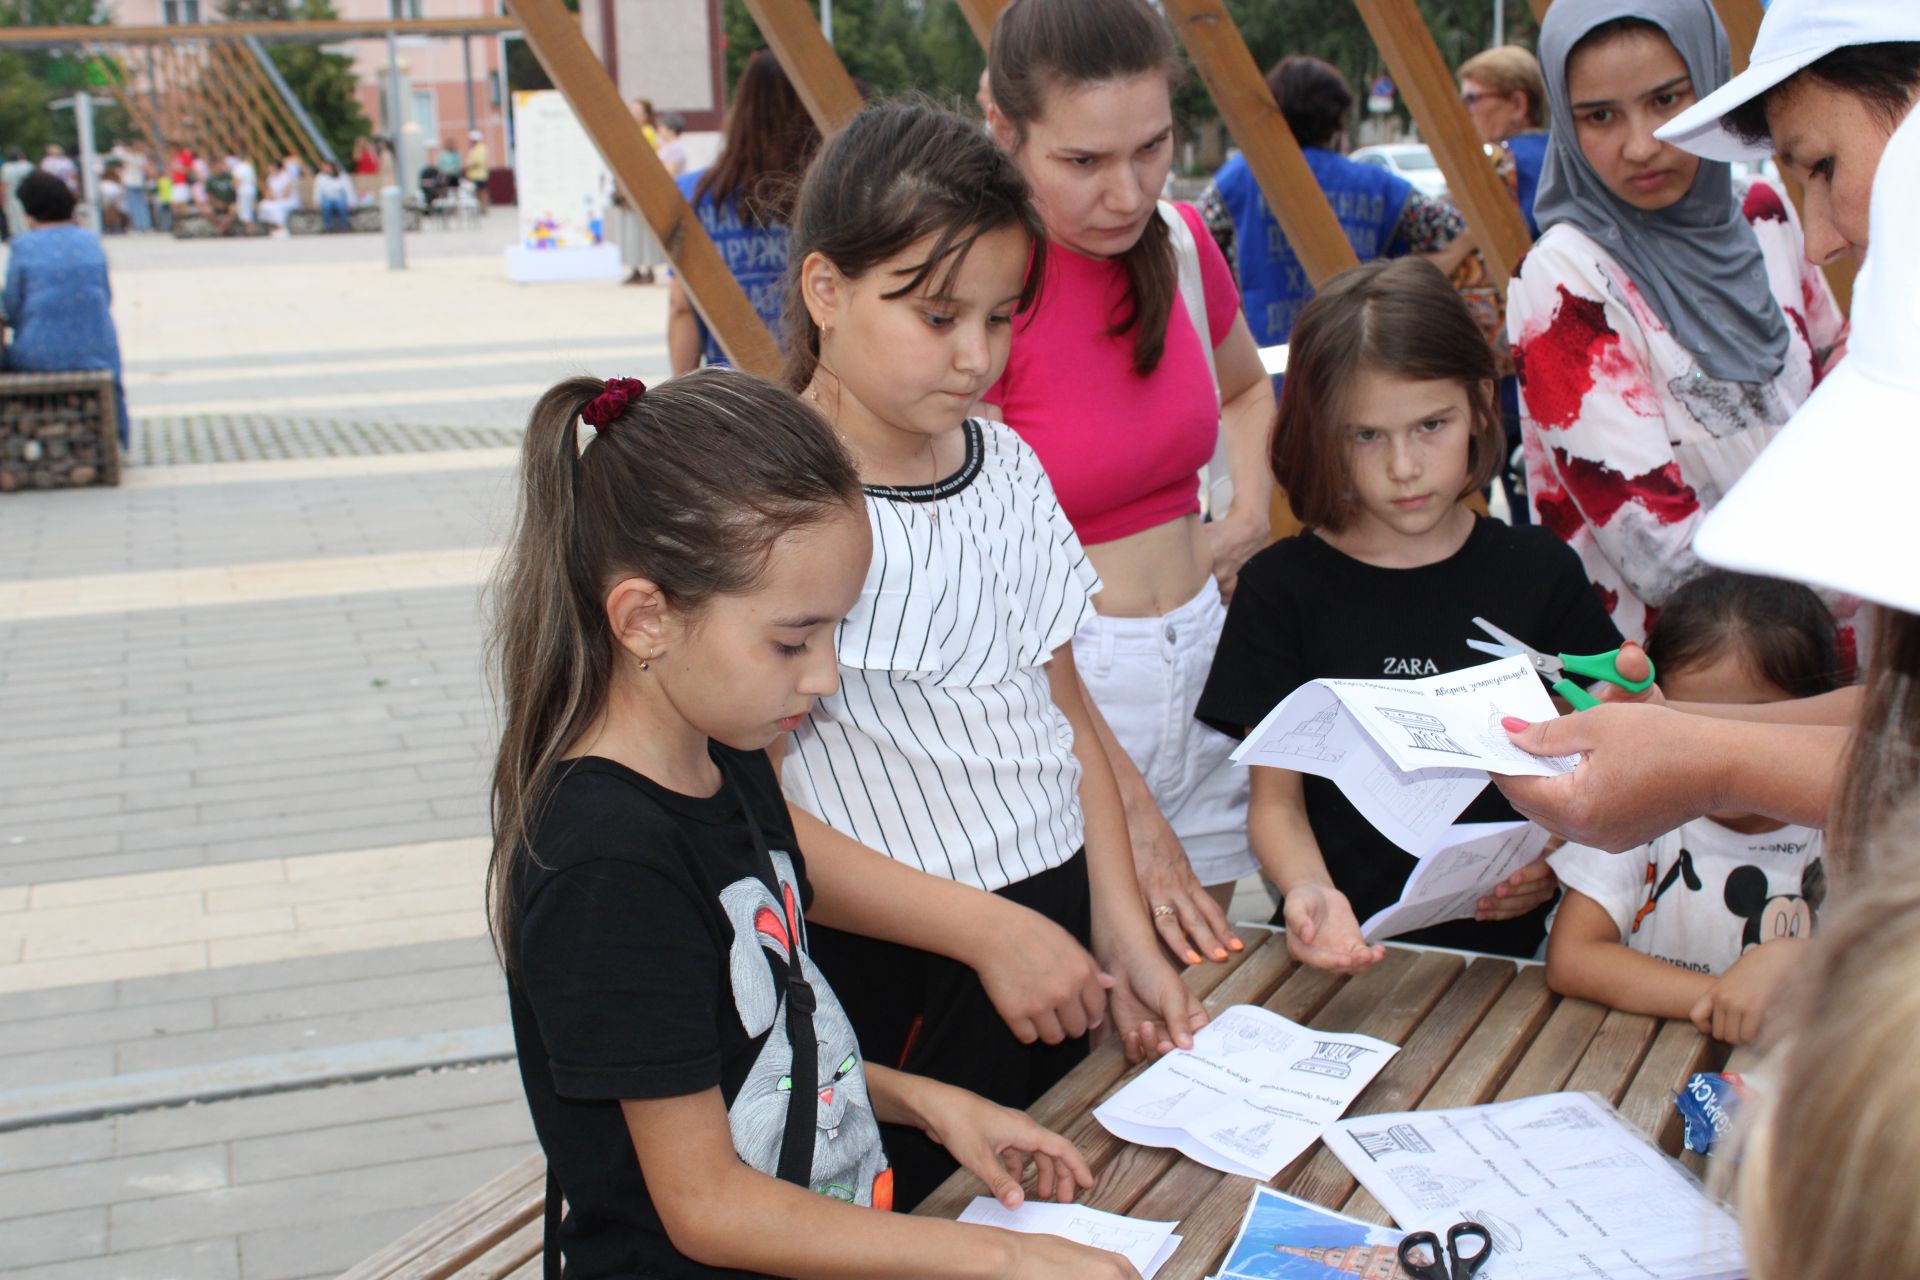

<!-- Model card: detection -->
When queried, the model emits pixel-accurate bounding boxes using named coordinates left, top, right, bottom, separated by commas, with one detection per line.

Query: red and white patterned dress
left=1508, top=179, right=1852, bottom=649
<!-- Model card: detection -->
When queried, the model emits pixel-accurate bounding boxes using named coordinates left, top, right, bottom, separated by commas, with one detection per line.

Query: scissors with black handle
left=1397, top=1220, right=1492, bottom=1280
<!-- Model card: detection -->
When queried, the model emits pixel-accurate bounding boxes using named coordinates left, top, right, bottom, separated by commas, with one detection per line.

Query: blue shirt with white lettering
left=1212, top=147, right=1415, bottom=346
left=675, top=169, right=791, bottom=367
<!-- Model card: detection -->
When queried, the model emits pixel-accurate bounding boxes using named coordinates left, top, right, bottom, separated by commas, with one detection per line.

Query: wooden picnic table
left=914, top=926, right=1730, bottom=1278
left=345, top=926, right=1729, bottom=1280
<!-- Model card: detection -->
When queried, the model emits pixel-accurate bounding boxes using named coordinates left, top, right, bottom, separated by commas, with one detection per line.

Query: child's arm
left=1046, top=642, right=1208, bottom=1062
left=1543, top=889, right=1713, bottom=1018
left=1248, top=765, right=1386, bottom=973
left=621, top=1090, right=1141, bottom=1279
left=1078, top=690, right=1240, bottom=965
left=865, top=1065, right=1090, bottom=1208
left=1690, top=938, right=1809, bottom=1045
left=787, top=800, right=1112, bottom=1044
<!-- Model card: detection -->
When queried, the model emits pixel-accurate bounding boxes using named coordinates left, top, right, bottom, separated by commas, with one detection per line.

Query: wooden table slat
left=1494, top=992, right=1609, bottom=1101
left=1618, top=1017, right=1730, bottom=1154
left=1287, top=956, right=1517, bottom=1210
left=1563, top=1009, right=1661, bottom=1104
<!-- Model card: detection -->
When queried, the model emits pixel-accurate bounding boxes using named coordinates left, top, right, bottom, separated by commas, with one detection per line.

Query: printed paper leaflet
left=1208, top=1186, right=1403, bottom=1280
left=1232, top=655, right=1578, bottom=853
left=956, top=1199, right=1181, bottom=1277
left=1361, top=822, right=1552, bottom=941
left=1095, top=1005, right=1397, bottom=1181
left=1323, top=1092, right=1745, bottom=1280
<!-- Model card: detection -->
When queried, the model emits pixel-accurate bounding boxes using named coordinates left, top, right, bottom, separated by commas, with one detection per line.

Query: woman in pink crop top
left=982, top=0, right=1278, bottom=963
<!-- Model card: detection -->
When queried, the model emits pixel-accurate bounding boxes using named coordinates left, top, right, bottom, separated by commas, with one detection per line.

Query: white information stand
left=505, top=90, right=623, bottom=284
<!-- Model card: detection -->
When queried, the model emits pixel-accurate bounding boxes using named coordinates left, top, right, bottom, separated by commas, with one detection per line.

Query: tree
left=218, top=0, right=371, bottom=160
left=0, top=0, right=127, bottom=155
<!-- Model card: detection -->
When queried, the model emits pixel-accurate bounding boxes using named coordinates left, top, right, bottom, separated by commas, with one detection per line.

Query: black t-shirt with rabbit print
left=508, top=747, right=890, bottom=1280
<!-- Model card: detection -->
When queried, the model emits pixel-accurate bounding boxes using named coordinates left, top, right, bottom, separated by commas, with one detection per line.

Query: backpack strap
left=1159, top=200, right=1232, bottom=518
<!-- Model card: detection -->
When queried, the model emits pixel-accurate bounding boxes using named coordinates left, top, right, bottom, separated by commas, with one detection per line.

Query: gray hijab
left=1533, top=0, right=1789, bottom=384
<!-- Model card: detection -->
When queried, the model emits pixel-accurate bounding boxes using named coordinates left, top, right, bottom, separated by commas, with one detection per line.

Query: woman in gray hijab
left=1504, top=0, right=1850, bottom=649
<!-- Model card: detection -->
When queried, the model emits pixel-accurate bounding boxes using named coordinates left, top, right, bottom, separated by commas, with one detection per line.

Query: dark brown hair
left=485, top=370, right=860, bottom=969
left=1724, top=42, right=1920, bottom=147
left=1270, top=257, right=1502, bottom=532
left=1832, top=610, right=1920, bottom=876
left=782, top=101, right=1047, bottom=393
left=1643, top=570, right=1843, bottom=701
left=1269, top=56, right=1354, bottom=152
left=694, top=49, right=822, bottom=226
left=988, top=0, right=1184, bottom=375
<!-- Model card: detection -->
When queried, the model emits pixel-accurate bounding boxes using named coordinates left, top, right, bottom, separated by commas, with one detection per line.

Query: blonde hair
left=1459, top=45, right=1547, bottom=127
left=1733, top=798, right=1920, bottom=1278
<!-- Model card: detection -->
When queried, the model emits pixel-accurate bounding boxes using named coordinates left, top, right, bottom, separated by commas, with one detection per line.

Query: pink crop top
left=987, top=202, right=1240, bottom=546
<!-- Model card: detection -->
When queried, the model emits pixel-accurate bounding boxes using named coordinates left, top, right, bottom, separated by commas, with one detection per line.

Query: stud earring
left=640, top=658, right=651, bottom=671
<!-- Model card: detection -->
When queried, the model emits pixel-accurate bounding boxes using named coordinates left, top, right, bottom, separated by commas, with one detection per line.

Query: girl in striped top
left=771, top=102, right=1205, bottom=1210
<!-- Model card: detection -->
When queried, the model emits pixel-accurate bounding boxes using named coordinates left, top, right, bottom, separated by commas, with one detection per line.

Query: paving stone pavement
left=127, top=417, right=523, bottom=467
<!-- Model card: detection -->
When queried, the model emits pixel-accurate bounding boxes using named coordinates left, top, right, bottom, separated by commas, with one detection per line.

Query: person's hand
left=1691, top=939, right=1808, bottom=1045
left=1203, top=509, right=1267, bottom=605
left=1005, top=1233, right=1144, bottom=1279
left=1493, top=703, right=1716, bottom=852
left=1130, top=805, right=1241, bottom=966
left=1475, top=857, right=1558, bottom=921
left=1592, top=641, right=1662, bottom=705
left=1102, top=942, right=1209, bottom=1063
left=973, top=900, right=1114, bottom=1046
left=914, top=1080, right=1095, bottom=1208
left=1280, top=883, right=1386, bottom=974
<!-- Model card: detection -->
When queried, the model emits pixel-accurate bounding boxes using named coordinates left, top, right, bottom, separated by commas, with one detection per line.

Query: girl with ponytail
left=487, top=370, right=1137, bottom=1280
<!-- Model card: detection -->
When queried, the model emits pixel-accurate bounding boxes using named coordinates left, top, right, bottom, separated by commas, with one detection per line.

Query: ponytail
left=989, top=0, right=1184, bottom=375
left=485, top=371, right=861, bottom=971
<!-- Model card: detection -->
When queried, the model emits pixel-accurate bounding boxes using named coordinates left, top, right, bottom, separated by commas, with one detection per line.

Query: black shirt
left=507, top=747, right=889, bottom=1280
left=1197, top=517, right=1621, bottom=956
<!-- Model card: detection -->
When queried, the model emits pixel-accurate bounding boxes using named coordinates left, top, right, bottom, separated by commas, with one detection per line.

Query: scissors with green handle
left=1465, top=617, right=1657, bottom=711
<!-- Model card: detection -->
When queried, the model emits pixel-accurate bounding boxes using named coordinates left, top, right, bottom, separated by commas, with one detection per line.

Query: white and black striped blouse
left=783, top=419, right=1101, bottom=893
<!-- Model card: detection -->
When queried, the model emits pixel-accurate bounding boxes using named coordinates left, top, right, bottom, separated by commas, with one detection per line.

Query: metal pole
left=821, top=0, right=833, bottom=44
left=243, top=35, right=339, bottom=167
left=384, top=31, right=407, bottom=269
left=1493, top=0, right=1505, bottom=48
left=462, top=34, right=477, bottom=132
left=74, top=93, right=102, bottom=234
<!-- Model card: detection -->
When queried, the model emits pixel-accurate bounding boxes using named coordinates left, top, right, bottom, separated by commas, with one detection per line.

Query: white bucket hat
left=1693, top=107, right=1920, bottom=613
left=1657, top=0, right=1920, bottom=161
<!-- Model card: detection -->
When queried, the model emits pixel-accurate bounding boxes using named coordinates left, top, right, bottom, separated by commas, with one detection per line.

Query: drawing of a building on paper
left=1389, top=1164, right=1486, bottom=1211
left=1460, top=1209, right=1522, bottom=1252
left=1291, top=1041, right=1378, bottom=1080
left=1375, top=708, right=1473, bottom=756
left=1349, top=1123, right=1435, bottom=1162
left=1217, top=1015, right=1296, bottom=1056
left=1516, top=1102, right=1604, bottom=1131
left=1211, top=1117, right=1276, bottom=1159
left=1131, top=1086, right=1190, bottom=1122
left=1269, top=704, right=1347, bottom=764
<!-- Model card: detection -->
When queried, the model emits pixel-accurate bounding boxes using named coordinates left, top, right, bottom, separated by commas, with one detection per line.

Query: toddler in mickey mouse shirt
left=1546, top=570, right=1833, bottom=1045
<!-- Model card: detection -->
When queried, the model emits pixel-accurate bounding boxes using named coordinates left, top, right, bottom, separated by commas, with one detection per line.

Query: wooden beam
left=205, top=40, right=288, bottom=169
left=1711, top=0, right=1763, bottom=74
left=0, top=16, right=519, bottom=47
left=505, top=0, right=784, bottom=377
left=1160, top=0, right=1360, bottom=287
left=220, top=37, right=322, bottom=170
left=87, top=46, right=168, bottom=155
left=1354, top=0, right=1531, bottom=286
left=953, top=0, right=1006, bottom=50
left=1527, top=0, right=1550, bottom=21
left=739, top=0, right=863, bottom=134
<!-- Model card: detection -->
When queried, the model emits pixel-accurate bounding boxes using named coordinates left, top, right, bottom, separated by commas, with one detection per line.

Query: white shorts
left=1074, top=578, right=1255, bottom=887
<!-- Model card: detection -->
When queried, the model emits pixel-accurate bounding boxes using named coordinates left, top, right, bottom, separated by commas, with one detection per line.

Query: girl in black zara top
left=1196, top=259, right=1621, bottom=972
left=488, top=371, right=1136, bottom=1279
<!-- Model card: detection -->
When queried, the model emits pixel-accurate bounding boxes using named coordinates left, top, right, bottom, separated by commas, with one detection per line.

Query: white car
left=1349, top=144, right=1448, bottom=200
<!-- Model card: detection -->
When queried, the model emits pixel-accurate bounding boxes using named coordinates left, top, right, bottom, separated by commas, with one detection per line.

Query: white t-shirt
left=784, top=419, right=1101, bottom=893
left=1550, top=819, right=1825, bottom=976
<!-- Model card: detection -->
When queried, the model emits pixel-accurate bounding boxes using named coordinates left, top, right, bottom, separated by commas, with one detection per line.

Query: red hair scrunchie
left=580, top=377, right=647, bottom=428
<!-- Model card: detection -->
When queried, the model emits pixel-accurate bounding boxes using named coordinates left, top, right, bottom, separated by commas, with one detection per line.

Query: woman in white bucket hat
left=1496, top=105, right=1920, bottom=877
left=1657, top=0, right=1920, bottom=266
